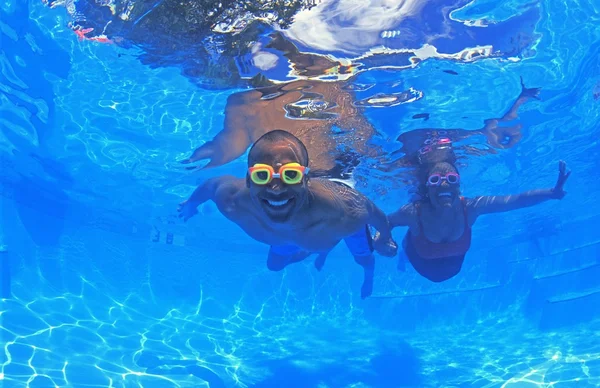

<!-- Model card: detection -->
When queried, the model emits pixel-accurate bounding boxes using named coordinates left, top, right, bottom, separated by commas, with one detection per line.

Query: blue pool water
left=1, top=0, right=600, bottom=387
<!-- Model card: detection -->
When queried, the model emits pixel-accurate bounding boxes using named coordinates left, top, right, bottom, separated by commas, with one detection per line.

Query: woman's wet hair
left=248, top=129, right=310, bottom=166
left=427, top=162, right=458, bottom=175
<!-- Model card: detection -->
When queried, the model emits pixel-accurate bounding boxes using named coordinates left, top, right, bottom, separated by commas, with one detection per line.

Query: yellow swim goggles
left=248, top=163, right=310, bottom=185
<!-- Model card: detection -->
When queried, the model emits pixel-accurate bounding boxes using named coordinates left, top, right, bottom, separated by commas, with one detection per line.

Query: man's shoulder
left=211, top=177, right=251, bottom=218
left=212, top=176, right=247, bottom=201
left=309, top=179, right=369, bottom=222
left=310, top=178, right=364, bottom=200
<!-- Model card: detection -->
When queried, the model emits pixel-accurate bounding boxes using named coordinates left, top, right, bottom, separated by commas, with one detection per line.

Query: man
left=178, top=130, right=397, bottom=298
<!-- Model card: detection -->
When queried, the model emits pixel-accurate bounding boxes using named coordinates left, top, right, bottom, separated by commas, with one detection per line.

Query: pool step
left=367, top=280, right=506, bottom=331
left=525, top=241, right=600, bottom=329
left=368, top=226, right=600, bottom=331
left=535, top=225, right=600, bottom=257
left=370, top=282, right=502, bottom=299
left=538, top=286, right=600, bottom=330
left=531, top=243, right=600, bottom=295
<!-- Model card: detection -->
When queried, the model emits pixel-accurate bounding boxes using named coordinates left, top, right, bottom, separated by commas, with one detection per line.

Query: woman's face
left=426, top=164, right=461, bottom=209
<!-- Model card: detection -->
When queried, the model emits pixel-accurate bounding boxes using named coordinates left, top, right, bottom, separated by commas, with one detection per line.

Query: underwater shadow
left=10, top=152, right=72, bottom=247
left=1, top=1, right=72, bottom=248
left=134, top=340, right=421, bottom=388
left=136, top=353, right=227, bottom=388
left=251, top=342, right=422, bottom=388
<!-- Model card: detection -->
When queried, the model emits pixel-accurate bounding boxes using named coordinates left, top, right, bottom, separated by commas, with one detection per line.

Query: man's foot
left=361, top=262, right=375, bottom=299
left=397, top=252, right=406, bottom=272
left=361, top=278, right=373, bottom=299
left=354, top=254, right=375, bottom=299
left=314, top=253, right=327, bottom=271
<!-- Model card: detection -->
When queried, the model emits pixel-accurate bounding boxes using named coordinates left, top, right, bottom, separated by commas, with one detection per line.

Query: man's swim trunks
left=270, top=225, right=373, bottom=257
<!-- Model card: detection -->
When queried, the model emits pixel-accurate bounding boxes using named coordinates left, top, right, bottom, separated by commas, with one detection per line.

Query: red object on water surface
left=73, top=27, right=113, bottom=44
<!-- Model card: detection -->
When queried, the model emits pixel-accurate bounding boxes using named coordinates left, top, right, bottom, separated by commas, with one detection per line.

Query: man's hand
left=177, top=199, right=199, bottom=222
left=372, top=232, right=398, bottom=257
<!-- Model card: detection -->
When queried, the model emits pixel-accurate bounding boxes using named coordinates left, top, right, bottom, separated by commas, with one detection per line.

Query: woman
left=380, top=159, right=570, bottom=282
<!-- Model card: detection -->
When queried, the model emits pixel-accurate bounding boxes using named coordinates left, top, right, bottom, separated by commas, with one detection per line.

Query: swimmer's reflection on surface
left=181, top=73, right=540, bottom=181
left=180, top=75, right=388, bottom=176
left=180, top=31, right=424, bottom=177
left=384, top=77, right=541, bottom=171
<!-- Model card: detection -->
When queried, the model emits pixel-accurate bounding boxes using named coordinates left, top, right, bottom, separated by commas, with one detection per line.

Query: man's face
left=247, top=142, right=309, bottom=223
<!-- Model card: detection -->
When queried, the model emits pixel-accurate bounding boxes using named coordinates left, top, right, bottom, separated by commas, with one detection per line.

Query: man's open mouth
left=265, top=199, right=291, bottom=207
left=262, top=197, right=295, bottom=209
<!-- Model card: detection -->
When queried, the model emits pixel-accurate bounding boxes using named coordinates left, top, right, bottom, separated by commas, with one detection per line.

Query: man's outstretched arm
left=177, top=175, right=237, bottom=221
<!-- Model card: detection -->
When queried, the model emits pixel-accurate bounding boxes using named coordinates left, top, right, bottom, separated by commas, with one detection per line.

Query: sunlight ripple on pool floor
left=1, top=276, right=600, bottom=387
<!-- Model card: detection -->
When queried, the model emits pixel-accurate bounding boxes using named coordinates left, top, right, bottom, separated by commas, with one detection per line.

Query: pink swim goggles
left=426, top=172, right=460, bottom=186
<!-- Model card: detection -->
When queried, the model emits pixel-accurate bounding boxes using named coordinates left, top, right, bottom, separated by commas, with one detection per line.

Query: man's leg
left=344, top=226, right=375, bottom=299
left=267, top=245, right=312, bottom=271
left=354, top=253, right=375, bottom=299
left=314, top=252, right=329, bottom=271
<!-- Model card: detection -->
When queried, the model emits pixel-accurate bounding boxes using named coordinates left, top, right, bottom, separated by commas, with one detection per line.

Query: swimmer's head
left=423, top=162, right=461, bottom=209
left=415, top=135, right=457, bottom=166
left=246, top=130, right=310, bottom=223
